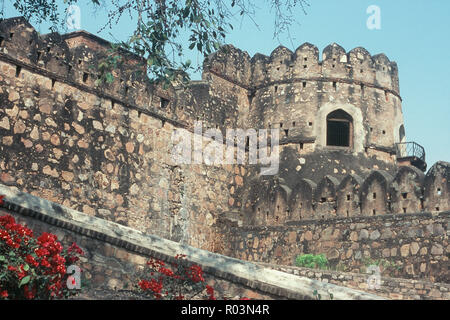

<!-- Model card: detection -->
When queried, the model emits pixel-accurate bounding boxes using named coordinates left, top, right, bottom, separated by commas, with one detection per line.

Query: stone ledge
left=0, top=183, right=384, bottom=300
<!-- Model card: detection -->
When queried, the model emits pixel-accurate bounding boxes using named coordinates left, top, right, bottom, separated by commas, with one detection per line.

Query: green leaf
left=23, top=264, right=30, bottom=272
left=105, top=73, right=114, bottom=83
left=0, top=255, right=5, bottom=262
left=19, top=275, right=31, bottom=287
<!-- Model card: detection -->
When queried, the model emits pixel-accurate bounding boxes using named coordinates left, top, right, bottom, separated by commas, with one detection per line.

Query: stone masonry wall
left=0, top=184, right=383, bottom=300
left=0, top=17, right=248, bottom=251
left=258, top=263, right=450, bottom=300
left=218, top=211, right=449, bottom=283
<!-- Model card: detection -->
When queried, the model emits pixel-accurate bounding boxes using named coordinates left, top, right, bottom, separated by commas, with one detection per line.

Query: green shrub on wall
left=295, top=254, right=329, bottom=270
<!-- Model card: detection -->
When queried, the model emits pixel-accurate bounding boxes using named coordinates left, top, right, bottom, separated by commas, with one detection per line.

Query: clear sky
left=2, top=0, right=450, bottom=167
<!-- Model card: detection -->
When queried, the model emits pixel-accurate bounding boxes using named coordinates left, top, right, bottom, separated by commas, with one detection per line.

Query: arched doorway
left=326, top=109, right=353, bottom=148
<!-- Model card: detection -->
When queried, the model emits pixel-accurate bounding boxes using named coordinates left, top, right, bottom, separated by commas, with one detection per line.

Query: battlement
left=246, top=161, right=449, bottom=226
left=0, top=17, right=182, bottom=126
left=203, top=42, right=400, bottom=96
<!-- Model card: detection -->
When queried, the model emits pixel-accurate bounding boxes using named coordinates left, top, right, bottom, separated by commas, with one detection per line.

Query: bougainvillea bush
left=0, top=196, right=84, bottom=300
left=137, top=254, right=217, bottom=300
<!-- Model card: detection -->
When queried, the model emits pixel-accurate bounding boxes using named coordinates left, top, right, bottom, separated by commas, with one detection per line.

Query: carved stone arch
left=314, top=175, right=340, bottom=218
left=288, top=179, right=316, bottom=221
left=390, top=166, right=424, bottom=214
left=360, top=170, right=393, bottom=216
left=315, top=103, right=364, bottom=153
left=336, top=174, right=363, bottom=217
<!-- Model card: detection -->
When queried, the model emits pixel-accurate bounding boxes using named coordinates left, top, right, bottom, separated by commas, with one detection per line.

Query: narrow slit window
left=82, top=72, right=88, bottom=83
left=373, top=192, right=377, bottom=199
left=15, top=65, right=22, bottom=78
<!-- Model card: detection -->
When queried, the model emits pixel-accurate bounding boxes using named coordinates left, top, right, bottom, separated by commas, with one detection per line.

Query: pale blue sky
left=3, top=0, right=449, bottom=167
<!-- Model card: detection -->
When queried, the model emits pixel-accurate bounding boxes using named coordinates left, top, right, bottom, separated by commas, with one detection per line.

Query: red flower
left=40, top=259, right=51, bottom=268
left=7, top=265, right=17, bottom=272
left=158, top=266, right=174, bottom=277
left=0, top=290, right=8, bottom=298
left=68, top=242, right=84, bottom=255
left=186, top=265, right=204, bottom=283
left=25, top=255, right=39, bottom=267
left=206, top=285, right=216, bottom=300
left=23, top=285, right=36, bottom=300
left=206, top=285, right=214, bottom=295
left=138, top=279, right=163, bottom=295
left=0, top=195, right=4, bottom=206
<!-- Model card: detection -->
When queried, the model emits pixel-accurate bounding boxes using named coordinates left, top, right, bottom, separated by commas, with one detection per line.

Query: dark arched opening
left=326, top=109, right=353, bottom=147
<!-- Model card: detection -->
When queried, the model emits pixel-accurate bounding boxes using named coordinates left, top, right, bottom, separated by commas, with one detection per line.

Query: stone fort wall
left=0, top=17, right=246, bottom=251
left=0, top=17, right=448, bottom=287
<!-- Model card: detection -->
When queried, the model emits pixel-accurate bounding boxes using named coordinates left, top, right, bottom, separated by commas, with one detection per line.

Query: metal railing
left=395, top=142, right=425, bottom=162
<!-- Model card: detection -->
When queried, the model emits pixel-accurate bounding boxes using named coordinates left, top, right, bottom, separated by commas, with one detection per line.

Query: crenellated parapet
left=246, top=162, right=450, bottom=226
left=203, top=42, right=400, bottom=96
left=0, top=17, right=189, bottom=129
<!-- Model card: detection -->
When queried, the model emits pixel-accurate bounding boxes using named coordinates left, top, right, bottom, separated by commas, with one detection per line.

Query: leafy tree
left=1, top=0, right=309, bottom=84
